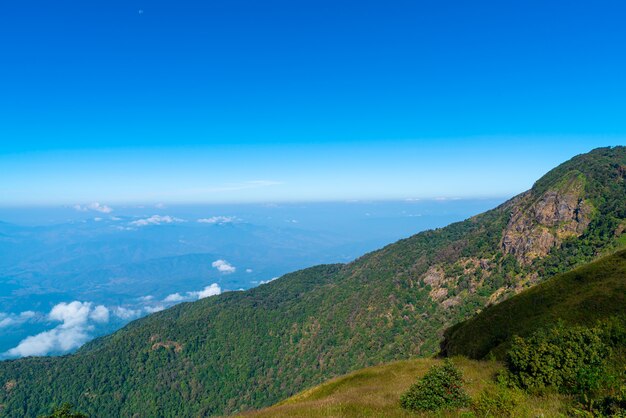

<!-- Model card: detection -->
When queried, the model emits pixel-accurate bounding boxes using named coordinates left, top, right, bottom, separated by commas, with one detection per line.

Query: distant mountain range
left=0, top=146, right=624, bottom=417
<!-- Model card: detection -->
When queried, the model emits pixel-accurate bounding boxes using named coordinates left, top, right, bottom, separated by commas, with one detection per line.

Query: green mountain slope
left=441, top=248, right=626, bottom=360
left=248, top=250, right=626, bottom=417
left=1, top=147, right=625, bottom=417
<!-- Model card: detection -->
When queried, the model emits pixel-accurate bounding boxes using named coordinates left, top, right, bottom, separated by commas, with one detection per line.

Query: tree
left=38, top=403, right=87, bottom=418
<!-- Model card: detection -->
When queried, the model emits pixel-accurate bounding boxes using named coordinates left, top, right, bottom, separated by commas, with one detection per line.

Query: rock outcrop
left=502, top=172, right=593, bottom=264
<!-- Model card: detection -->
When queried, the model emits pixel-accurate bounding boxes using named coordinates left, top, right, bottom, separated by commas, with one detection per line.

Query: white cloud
left=138, top=295, right=154, bottom=301
left=161, top=283, right=222, bottom=304
left=93, top=217, right=103, bottom=222
left=113, top=306, right=142, bottom=320
left=197, top=216, right=237, bottom=224
left=90, top=305, right=110, bottom=323
left=0, top=311, right=36, bottom=328
left=245, top=268, right=253, bottom=273
left=3, top=301, right=110, bottom=358
left=144, top=305, right=165, bottom=313
left=259, top=277, right=279, bottom=285
left=74, top=202, right=113, bottom=213
left=49, top=301, right=92, bottom=328
left=189, top=283, right=222, bottom=299
left=212, top=259, right=236, bottom=274
left=130, top=215, right=185, bottom=227
left=5, top=326, right=90, bottom=357
left=163, top=293, right=185, bottom=302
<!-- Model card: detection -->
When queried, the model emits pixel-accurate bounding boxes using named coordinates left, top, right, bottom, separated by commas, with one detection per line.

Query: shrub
left=505, top=322, right=608, bottom=393
left=505, top=320, right=626, bottom=416
left=400, top=359, right=470, bottom=412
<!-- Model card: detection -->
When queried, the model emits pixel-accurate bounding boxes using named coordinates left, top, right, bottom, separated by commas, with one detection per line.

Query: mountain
left=1, top=146, right=625, bottom=417
left=245, top=250, right=626, bottom=417
left=441, top=247, right=626, bottom=360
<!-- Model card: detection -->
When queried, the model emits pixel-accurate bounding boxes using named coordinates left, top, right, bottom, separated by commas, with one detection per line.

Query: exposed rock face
left=423, top=266, right=448, bottom=301
left=502, top=173, right=593, bottom=264
left=423, top=258, right=490, bottom=306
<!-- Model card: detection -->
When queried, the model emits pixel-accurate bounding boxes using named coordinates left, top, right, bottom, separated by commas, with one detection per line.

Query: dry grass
left=239, top=357, right=570, bottom=417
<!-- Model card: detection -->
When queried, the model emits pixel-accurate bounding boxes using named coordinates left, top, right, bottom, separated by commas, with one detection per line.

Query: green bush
left=505, top=320, right=626, bottom=416
left=505, top=323, right=609, bottom=393
left=400, top=359, right=470, bottom=412
left=472, top=384, right=525, bottom=417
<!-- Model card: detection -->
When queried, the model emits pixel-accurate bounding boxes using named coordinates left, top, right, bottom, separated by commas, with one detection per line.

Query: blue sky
left=1, top=1, right=625, bottom=204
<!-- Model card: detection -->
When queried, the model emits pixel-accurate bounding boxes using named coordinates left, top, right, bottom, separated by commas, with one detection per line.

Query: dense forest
left=0, top=147, right=625, bottom=417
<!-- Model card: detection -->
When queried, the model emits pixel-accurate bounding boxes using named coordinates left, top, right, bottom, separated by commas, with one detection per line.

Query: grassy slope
left=240, top=357, right=567, bottom=417
left=0, top=147, right=624, bottom=417
left=442, top=248, right=626, bottom=359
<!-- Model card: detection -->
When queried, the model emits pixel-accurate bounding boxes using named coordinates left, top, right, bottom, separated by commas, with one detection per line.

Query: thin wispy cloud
left=259, top=277, right=279, bottom=285
left=130, top=215, right=185, bottom=227
left=73, top=202, right=113, bottom=213
left=197, top=216, right=238, bottom=224
left=113, top=306, right=142, bottom=320
left=167, top=180, right=283, bottom=199
left=0, top=311, right=36, bottom=328
left=144, top=305, right=165, bottom=313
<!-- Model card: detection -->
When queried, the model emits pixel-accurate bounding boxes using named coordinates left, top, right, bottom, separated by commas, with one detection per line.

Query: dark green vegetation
left=442, top=249, right=626, bottom=359
left=400, top=360, right=470, bottom=412
left=1, top=147, right=625, bottom=417
left=38, top=403, right=87, bottom=418
left=504, top=321, right=626, bottom=416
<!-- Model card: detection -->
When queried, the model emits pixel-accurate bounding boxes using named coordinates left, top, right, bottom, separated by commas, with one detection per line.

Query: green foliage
left=400, top=359, right=470, bottom=412
left=472, top=384, right=525, bottom=417
left=505, top=320, right=626, bottom=416
left=505, top=323, right=609, bottom=392
left=38, top=403, right=87, bottom=418
left=442, top=249, right=626, bottom=359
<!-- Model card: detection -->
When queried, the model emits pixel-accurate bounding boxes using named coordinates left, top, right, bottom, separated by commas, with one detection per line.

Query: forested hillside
left=441, top=248, right=626, bottom=359
left=0, top=147, right=625, bottom=417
